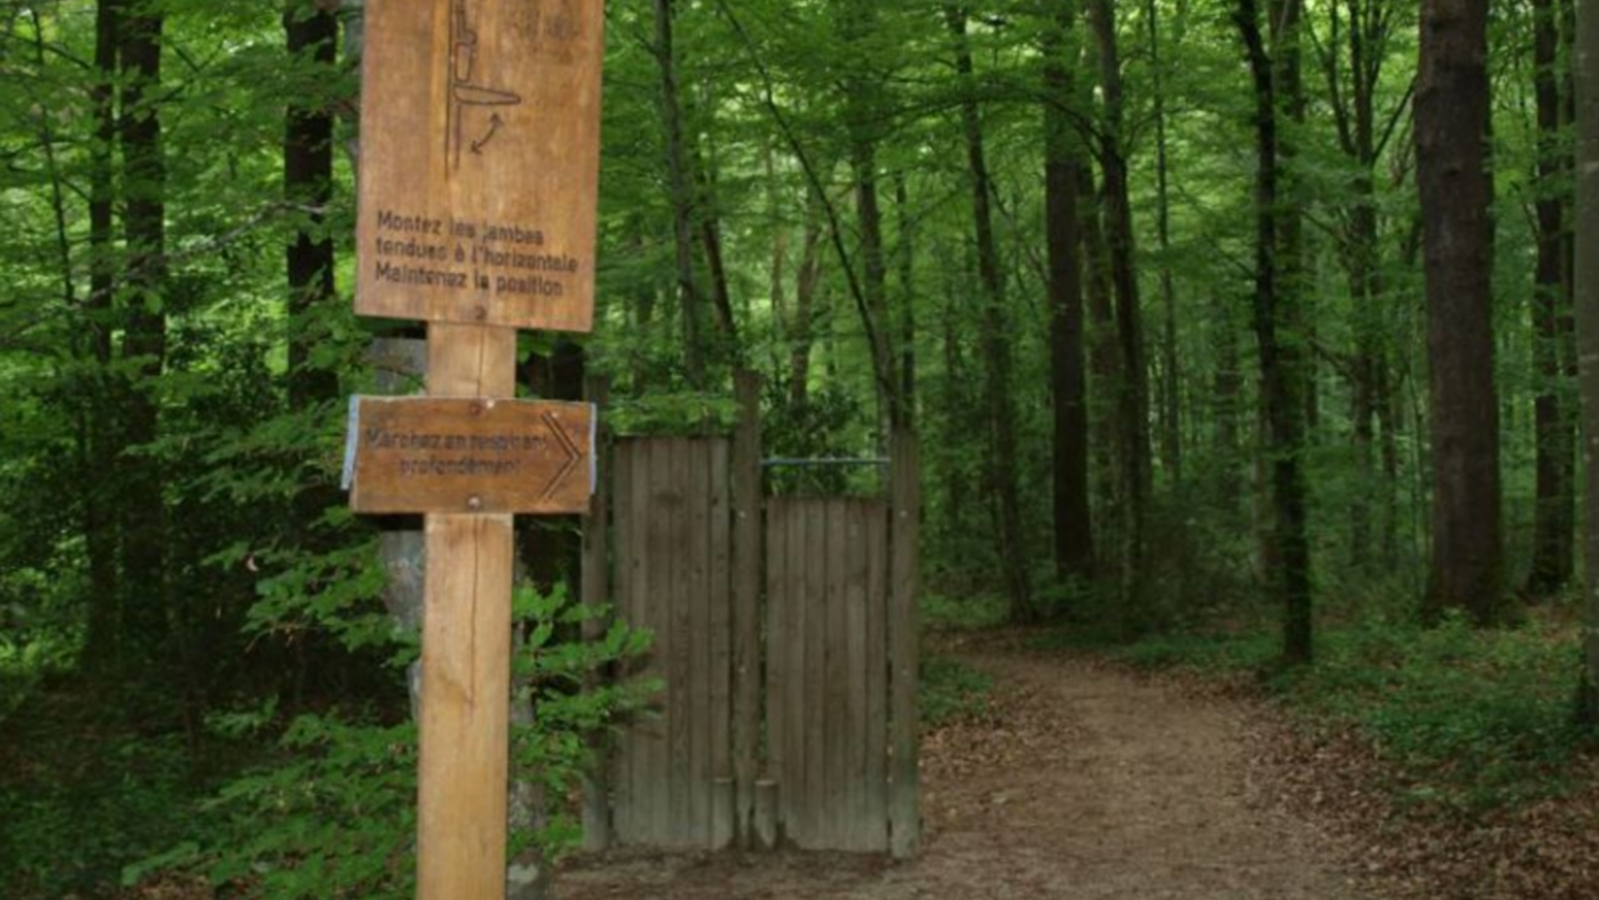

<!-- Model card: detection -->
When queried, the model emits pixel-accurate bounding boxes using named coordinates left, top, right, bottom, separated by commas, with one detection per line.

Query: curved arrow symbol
left=470, top=113, right=505, bottom=154
left=540, top=411, right=584, bottom=501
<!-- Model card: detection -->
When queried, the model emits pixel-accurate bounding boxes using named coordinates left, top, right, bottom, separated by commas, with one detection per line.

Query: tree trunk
left=1417, top=0, right=1502, bottom=625
left=1527, top=0, right=1576, bottom=598
left=789, top=189, right=824, bottom=407
left=1146, top=0, right=1182, bottom=487
left=1079, top=164, right=1120, bottom=546
left=839, top=2, right=899, bottom=429
left=284, top=0, right=339, bottom=410
left=83, top=0, right=121, bottom=668
left=1045, top=1, right=1094, bottom=588
left=1238, top=0, right=1313, bottom=664
left=946, top=5, right=1031, bottom=622
left=893, top=172, right=917, bottom=428
left=1571, top=0, right=1599, bottom=723
left=1088, top=0, right=1150, bottom=601
left=117, top=1, right=170, bottom=662
left=653, top=0, right=704, bottom=387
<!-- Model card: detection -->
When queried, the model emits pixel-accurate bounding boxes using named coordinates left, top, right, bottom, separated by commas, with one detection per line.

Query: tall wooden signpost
left=344, top=2, right=605, bottom=899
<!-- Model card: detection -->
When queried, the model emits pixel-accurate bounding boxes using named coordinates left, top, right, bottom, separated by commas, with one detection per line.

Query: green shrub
left=920, top=655, right=993, bottom=729
left=1116, top=612, right=1594, bottom=816
left=126, top=583, right=655, bottom=900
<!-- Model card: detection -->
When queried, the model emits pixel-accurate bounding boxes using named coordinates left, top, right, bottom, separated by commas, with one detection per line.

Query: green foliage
left=1111, top=612, right=1595, bottom=817
left=0, top=694, right=221, bottom=900
left=922, top=591, right=1009, bottom=632
left=1280, top=614, right=1591, bottom=814
left=605, top=391, right=741, bottom=436
left=920, top=655, right=993, bottom=729
left=125, top=583, right=656, bottom=900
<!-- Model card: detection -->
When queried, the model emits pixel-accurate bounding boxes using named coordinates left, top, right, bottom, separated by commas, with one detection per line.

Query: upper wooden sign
left=344, top=396, right=595, bottom=514
left=356, top=0, right=604, bottom=332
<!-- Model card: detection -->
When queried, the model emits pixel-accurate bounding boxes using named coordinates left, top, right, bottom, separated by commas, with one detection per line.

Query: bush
left=920, top=655, right=994, bottom=729
left=126, top=583, right=655, bottom=900
left=1113, top=611, right=1596, bottom=816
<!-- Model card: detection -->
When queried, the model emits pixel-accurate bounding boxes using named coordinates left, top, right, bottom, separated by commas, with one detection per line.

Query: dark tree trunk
left=1045, top=2, right=1094, bottom=587
left=1079, top=165, right=1119, bottom=537
left=839, top=2, right=899, bottom=429
left=692, top=139, right=739, bottom=357
left=1527, top=0, right=1576, bottom=598
left=1328, top=0, right=1397, bottom=569
left=284, top=0, right=339, bottom=410
left=946, top=5, right=1031, bottom=622
left=118, top=2, right=170, bottom=660
left=1571, top=0, right=1599, bottom=724
left=83, top=0, right=121, bottom=668
left=1146, top=0, right=1182, bottom=487
left=1417, top=0, right=1502, bottom=625
left=1238, top=0, right=1313, bottom=664
left=1088, top=0, right=1150, bottom=598
left=893, top=172, right=917, bottom=427
left=789, top=189, right=824, bottom=407
left=654, top=0, right=704, bottom=387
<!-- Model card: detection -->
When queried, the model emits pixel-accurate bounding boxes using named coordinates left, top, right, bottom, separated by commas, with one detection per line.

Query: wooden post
left=752, top=778, right=780, bottom=849
left=887, top=431, right=921, bottom=859
left=731, top=370, right=762, bottom=845
left=581, top=375, right=612, bottom=852
left=417, top=323, right=517, bottom=900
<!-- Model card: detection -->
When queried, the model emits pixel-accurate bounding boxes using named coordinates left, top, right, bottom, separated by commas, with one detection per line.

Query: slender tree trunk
left=1146, top=0, right=1182, bottom=487
left=285, top=0, right=339, bottom=410
left=1238, top=0, right=1313, bottom=664
left=839, top=2, right=898, bottom=429
left=117, top=2, right=170, bottom=662
left=1417, top=0, right=1502, bottom=625
left=1571, top=0, right=1599, bottom=723
left=654, top=0, right=704, bottom=387
left=1045, top=2, right=1094, bottom=587
left=894, top=172, right=917, bottom=428
left=946, top=5, right=1031, bottom=621
left=789, top=189, right=824, bottom=407
left=691, top=136, right=739, bottom=355
left=83, top=0, right=121, bottom=668
left=1080, top=164, right=1120, bottom=544
left=1088, top=0, right=1150, bottom=600
left=1528, top=0, right=1576, bottom=598
left=1339, top=0, right=1393, bottom=568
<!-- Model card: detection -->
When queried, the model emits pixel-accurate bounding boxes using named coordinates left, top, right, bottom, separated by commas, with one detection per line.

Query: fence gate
left=589, top=376, right=920, bottom=857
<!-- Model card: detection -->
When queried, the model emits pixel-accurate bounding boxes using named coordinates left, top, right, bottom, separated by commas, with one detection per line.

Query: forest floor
left=558, top=630, right=1374, bottom=900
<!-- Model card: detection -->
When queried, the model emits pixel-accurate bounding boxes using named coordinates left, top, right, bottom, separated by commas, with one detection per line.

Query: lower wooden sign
left=344, top=396, right=594, bottom=514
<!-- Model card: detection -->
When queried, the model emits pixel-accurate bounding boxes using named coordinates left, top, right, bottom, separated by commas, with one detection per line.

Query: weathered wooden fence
left=586, top=374, right=920, bottom=856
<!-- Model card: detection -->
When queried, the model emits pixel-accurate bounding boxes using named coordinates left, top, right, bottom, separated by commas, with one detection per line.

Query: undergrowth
left=1104, top=610, right=1595, bottom=817
left=920, top=655, right=994, bottom=728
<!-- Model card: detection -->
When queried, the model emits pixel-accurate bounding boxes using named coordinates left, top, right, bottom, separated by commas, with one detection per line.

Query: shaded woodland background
left=6, top=0, right=1599, bottom=898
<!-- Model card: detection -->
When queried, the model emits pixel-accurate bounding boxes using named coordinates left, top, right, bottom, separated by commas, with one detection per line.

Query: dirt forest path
left=559, top=636, right=1371, bottom=900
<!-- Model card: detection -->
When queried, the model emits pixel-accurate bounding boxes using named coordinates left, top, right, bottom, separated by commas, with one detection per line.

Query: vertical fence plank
left=668, top=439, right=694, bottom=845
left=803, top=499, right=828, bottom=847
left=581, top=376, right=612, bottom=851
left=823, top=500, right=849, bottom=846
left=645, top=438, right=673, bottom=844
left=843, top=501, right=870, bottom=851
left=609, top=440, right=632, bottom=844
left=764, top=498, right=790, bottom=842
left=888, top=433, right=921, bottom=858
left=708, top=437, right=735, bottom=848
left=786, top=499, right=811, bottom=845
left=686, top=438, right=711, bottom=845
left=731, top=372, right=763, bottom=845
left=865, top=501, right=890, bottom=850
